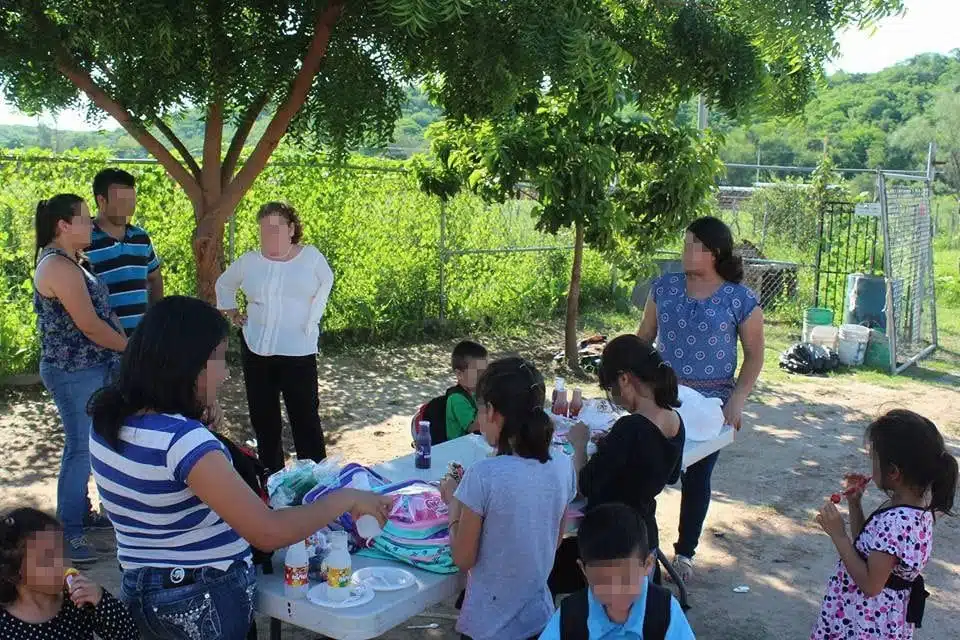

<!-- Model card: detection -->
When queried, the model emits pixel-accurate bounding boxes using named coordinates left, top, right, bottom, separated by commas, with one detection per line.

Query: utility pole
left=696, top=95, right=708, bottom=130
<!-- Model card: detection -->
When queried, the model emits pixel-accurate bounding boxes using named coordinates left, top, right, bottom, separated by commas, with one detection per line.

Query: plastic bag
left=267, top=456, right=342, bottom=508
left=676, top=385, right=725, bottom=441
left=779, top=342, right=839, bottom=375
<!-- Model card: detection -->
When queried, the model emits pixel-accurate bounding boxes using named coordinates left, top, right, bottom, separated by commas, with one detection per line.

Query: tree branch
left=54, top=58, right=202, bottom=204
left=155, top=119, right=201, bottom=181
left=202, top=100, right=224, bottom=205
left=219, top=0, right=345, bottom=217
left=221, top=91, right=270, bottom=186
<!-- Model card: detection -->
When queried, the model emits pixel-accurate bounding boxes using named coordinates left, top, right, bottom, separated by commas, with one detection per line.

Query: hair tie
left=2, top=516, right=13, bottom=528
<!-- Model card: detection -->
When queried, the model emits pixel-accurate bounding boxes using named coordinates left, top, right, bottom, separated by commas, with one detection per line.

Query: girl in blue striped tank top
left=88, top=296, right=392, bottom=640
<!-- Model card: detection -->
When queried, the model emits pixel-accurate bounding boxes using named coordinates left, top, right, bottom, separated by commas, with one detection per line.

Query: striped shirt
left=85, top=222, right=161, bottom=335
left=90, top=413, right=251, bottom=571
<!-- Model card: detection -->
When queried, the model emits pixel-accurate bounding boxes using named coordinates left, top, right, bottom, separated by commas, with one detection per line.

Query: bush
left=0, top=148, right=618, bottom=376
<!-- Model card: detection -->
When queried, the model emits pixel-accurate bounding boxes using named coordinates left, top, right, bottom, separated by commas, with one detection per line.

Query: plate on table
left=307, top=582, right=375, bottom=609
left=353, top=566, right=416, bottom=592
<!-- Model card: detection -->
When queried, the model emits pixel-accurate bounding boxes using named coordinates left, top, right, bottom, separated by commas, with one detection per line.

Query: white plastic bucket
left=837, top=324, right=870, bottom=366
left=808, top=325, right=839, bottom=351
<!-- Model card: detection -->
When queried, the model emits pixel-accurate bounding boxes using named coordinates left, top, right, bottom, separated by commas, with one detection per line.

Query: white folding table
left=258, top=428, right=735, bottom=638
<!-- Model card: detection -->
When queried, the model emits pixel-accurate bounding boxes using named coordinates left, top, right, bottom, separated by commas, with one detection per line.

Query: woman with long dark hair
left=637, top=216, right=764, bottom=582
left=89, top=296, right=390, bottom=640
left=216, top=201, right=333, bottom=473
left=33, top=195, right=128, bottom=565
left=439, top=357, right=576, bottom=640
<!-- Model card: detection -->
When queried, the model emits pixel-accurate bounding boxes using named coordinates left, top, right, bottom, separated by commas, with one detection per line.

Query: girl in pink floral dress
left=812, top=409, right=958, bottom=639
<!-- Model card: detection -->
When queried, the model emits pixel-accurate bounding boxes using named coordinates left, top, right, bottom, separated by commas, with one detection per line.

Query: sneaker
left=671, top=554, right=694, bottom=583
left=66, top=536, right=98, bottom=565
left=84, top=510, right=113, bottom=530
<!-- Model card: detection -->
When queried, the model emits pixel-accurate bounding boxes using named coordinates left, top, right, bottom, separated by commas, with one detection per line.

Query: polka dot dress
left=652, top=273, right=759, bottom=402
left=0, top=589, right=139, bottom=640
left=811, top=506, right=934, bottom=640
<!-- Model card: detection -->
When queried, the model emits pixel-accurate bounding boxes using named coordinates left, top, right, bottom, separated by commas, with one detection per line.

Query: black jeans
left=674, top=450, right=720, bottom=559
left=240, top=332, right=326, bottom=473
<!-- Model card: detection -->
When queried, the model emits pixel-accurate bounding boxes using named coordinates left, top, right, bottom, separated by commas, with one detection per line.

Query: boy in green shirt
left=445, top=340, right=488, bottom=441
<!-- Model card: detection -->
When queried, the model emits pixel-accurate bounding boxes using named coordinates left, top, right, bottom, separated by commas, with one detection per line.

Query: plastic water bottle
left=415, top=420, right=432, bottom=470
left=284, top=540, right=309, bottom=599
left=325, top=531, right=352, bottom=603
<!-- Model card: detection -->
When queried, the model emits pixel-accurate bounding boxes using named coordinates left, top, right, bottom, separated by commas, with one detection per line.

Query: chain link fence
left=879, top=172, right=938, bottom=373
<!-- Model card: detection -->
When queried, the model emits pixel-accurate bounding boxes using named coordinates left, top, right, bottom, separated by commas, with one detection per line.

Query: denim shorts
left=121, top=561, right=256, bottom=640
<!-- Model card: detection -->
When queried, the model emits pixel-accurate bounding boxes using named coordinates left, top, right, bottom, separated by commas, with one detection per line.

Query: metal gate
left=813, top=200, right=882, bottom=317
left=879, top=171, right=938, bottom=374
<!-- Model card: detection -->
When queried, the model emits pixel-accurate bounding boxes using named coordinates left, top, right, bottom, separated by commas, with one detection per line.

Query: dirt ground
left=1, top=334, right=959, bottom=640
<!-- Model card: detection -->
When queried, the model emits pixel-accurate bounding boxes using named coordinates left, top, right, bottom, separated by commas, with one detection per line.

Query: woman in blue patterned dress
left=637, top=216, right=765, bottom=582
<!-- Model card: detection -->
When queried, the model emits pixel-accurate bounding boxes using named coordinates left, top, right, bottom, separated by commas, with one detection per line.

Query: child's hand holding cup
left=439, top=462, right=464, bottom=505
left=64, top=568, right=103, bottom=608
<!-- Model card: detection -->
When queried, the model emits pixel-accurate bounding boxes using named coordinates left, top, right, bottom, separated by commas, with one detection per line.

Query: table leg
left=270, top=618, right=282, bottom=640
left=656, top=548, right=690, bottom=610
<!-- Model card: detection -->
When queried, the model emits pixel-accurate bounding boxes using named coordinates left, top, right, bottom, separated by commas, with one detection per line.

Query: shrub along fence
left=0, top=149, right=618, bottom=377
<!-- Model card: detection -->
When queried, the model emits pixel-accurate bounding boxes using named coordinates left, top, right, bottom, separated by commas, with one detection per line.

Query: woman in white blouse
left=216, top=201, right=333, bottom=472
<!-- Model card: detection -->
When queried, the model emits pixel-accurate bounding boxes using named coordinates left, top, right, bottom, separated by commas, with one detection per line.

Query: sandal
left=671, top=554, right=694, bottom=583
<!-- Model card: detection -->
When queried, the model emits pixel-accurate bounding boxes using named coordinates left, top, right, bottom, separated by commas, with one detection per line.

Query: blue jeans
left=674, top=450, right=720, bottom=559
left=40, top=361, right=111, bottom=538
left=121, top=562, right=257, bottom=640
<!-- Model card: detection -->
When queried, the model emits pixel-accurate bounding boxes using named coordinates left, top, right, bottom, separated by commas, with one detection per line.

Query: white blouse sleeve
left=215, top=252, right=247, bottom=310
left=306, top=249, right=334, bottom=328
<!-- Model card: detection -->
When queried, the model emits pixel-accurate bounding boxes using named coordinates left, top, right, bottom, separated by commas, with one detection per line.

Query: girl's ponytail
left=653, top=357, right=680, bottom=410
left=513, top=405, right=553, bottom=464
left=931, top=450, right=958, bottom=517
left=599, top=335, right=680, bottom=410
left=866, top=410, right=957, bottom=518
left=477, top=357, right=553, bottom=463
left=34, top=194, right=84, bottom=266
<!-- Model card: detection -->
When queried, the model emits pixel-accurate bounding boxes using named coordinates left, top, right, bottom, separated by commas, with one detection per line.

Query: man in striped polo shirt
left=86, top=168, right=164, bottom=336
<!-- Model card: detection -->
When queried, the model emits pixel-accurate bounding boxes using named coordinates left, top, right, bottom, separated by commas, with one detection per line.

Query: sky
left=0, top=0, right=957, bottom=132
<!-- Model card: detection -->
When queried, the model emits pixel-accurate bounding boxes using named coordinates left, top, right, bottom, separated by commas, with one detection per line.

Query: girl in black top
left=549, top=335, right=684, bottom=595
left=0, top=508, right=137, bottom=640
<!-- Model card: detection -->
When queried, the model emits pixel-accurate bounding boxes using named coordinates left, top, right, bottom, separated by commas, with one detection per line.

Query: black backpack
left=212, top=432, right=273, bottom=567
left=411, top=385, right=472, bottom=445
left=560, top=583, right=672, bottom=639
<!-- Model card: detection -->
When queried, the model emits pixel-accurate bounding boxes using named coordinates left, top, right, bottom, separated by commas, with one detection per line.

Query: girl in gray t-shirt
left=441, top=357, right=577, bottom=640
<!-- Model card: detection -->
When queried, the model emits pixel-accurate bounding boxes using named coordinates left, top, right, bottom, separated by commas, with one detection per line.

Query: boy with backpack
left=539, top=503, right=695, bottom=640
left=412, top=340, right=488, bottom=444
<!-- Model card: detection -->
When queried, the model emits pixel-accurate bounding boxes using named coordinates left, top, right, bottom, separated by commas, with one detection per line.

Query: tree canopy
left=0, top=0, right=648, bottom=298
left=412, top=0, right=903, bottom=369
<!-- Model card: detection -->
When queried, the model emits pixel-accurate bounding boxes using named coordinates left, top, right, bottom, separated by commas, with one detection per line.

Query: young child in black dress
left=0, top=508, right=137, bottom=640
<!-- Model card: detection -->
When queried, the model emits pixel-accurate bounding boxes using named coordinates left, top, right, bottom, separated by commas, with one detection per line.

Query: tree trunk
left=192, top=207, right=227, bottom=304
left=565, top=224, right=585, bottom=374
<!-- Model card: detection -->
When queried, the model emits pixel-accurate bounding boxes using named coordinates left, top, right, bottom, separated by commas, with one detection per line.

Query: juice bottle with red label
left=552, top=378, right=568, bottom=416
left=569, top=388, right=583, bottom=418
left=284, top=540, right=309, bottom=599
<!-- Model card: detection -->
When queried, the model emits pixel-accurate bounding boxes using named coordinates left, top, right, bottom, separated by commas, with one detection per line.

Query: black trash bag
left=553, top=335, right=607, bottom=372
left=779, top=342, right=840, bottom=375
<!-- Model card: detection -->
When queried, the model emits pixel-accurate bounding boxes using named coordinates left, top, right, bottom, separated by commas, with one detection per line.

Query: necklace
left=263, top=244, right=295, bottom=261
